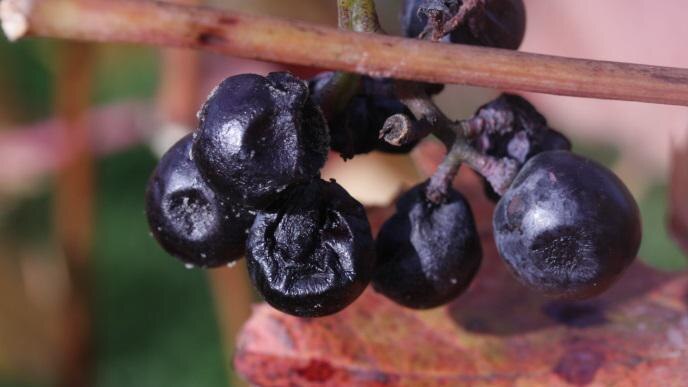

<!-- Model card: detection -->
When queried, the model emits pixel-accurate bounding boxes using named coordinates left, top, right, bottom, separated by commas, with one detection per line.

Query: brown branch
left=2, top=0, right=688, bottom=106
left=155, top=0, right=203, bottom=130
left=156, top=47, right=201, bottom=129
left=209, top=264, right=253, bottom=387
left=53, top=41, right=96, bottom=387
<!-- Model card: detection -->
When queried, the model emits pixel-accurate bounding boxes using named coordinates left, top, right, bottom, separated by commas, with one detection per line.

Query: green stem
left=349, top=0, right=382, bottom=33
left=320, top=0, right=383, bottom=123
left=337, top=0, right=352, bottom=29
left=338, top=0, right=381, bottom=33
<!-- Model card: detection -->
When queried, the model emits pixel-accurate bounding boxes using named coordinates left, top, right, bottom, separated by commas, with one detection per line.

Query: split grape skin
left=247, top=179, right=376, bottom=317
left=145, top=134, right=254, bottom=268
left=472, top=94, right=571, bottom=165
left=373, top=183, right=482, bottom=309
left=193, top=72, right=329, bottom=209
left=493, top=151, right=642, bottom=299
left=401, top=0, right=527, bottom=50
left=472, top=94, right=572, bottom=201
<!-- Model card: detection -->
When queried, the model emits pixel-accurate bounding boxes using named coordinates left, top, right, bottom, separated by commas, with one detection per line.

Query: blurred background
left=0, top=0, right=686, bottom=386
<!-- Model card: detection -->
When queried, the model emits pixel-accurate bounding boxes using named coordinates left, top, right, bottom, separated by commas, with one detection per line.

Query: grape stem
left=424, top=130, right=519, bottom=202
left=394, top=81, right=519, bottom=200
left=426, top=141, right=465, bottom=203
left=424, top=135, right=518, bottom=202
left=380, top=113, right=432, bottom=146
left=393, top=81, right=456, bottom=144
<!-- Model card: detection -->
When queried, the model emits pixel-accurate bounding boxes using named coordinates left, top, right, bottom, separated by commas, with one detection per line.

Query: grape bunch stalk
left=145, top=0, right=641, bottom=317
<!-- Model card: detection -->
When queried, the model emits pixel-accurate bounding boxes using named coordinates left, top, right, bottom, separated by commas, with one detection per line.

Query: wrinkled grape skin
left=308, top=72, right=419, bottom=159
left=493, top=151, right=642, bottom=299
left=473, top=94, right=571, bottom=164
left=247, top=179, right=376, bottom=317
left=374, top=183, right=482, bottom=309
left=474, top=94, right=572, bottom=201
left=401, top=0, right=526, bottom=50
left=193, top=72, right=329, bottom=209
left=145, top=134, right=254, bottom=268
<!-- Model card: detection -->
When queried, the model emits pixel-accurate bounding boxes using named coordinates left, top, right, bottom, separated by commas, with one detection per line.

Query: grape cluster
left=145, top=1, right=642, bottom=316
left=147, top=72, right=375, bottom=316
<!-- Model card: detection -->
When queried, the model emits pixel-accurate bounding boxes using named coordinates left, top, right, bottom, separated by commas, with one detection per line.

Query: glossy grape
left=193, top=72, right=329, bottom=209
left=146, top=134, right=254, bottom=268
left=374, top=183, right=482, bottom=308
left=247, top=179, right=376, bottom=317
left=493, top=151, right=641, bottom=299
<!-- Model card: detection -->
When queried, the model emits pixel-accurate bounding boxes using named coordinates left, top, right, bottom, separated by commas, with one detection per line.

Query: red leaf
left=669, top=136, right=688, bottom=255
left=235, top=141, right=688, bottom=386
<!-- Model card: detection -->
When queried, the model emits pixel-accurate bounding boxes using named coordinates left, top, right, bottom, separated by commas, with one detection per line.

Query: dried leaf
left=669, top=136, right=688, bottom=255
left=235, top=141, right=688, bottom=386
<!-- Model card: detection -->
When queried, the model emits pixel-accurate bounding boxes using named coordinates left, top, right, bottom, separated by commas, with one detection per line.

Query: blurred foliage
left=0, top=39, right=55, bottom=122
left=572, top=141, right=619, bottom=167
left=0, top=380, right=43, bottom=387
left=0, top=148, right=229, bottom=387
left=1, top=32, right=229, bottom=387
left=638, top=184, right=687, bottom=270
left=93, top=147, right=227, bottom=387
left=0, top=187, right=52, bottom=246
left=93, top=46, right=159, bottom=104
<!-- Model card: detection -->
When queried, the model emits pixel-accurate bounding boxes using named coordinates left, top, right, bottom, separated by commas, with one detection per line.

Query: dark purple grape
left=145, top=134, right=254, bottom=268
left=401, top=0, right=526, bottom=50
left=493, top=151, right=641, bottom=299
left=246, top=179, right=376, bottom=317
left=193, top=72, right=329, bottom=209
left=373, top=183, right=482, bottom=308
